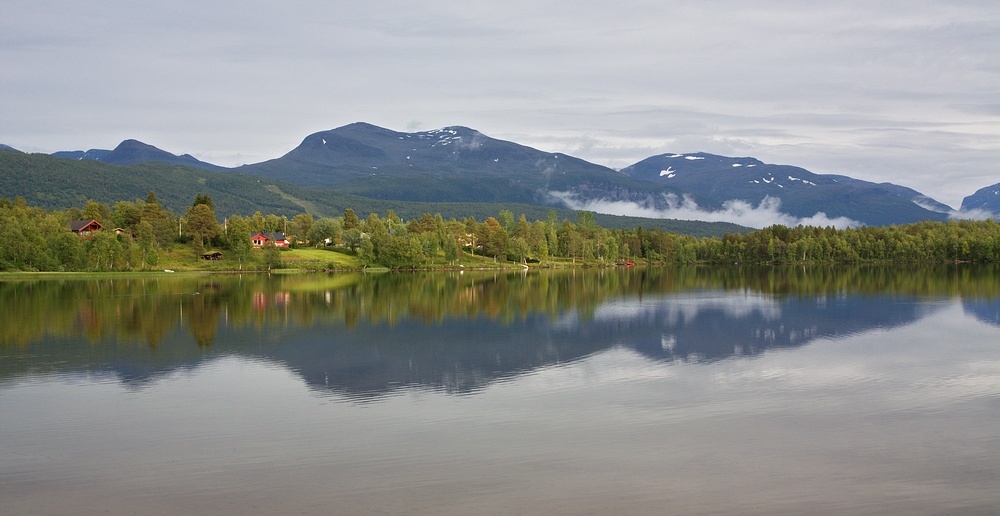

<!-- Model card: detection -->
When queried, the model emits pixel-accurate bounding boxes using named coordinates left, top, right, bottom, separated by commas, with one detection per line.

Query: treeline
left=2, top=194, right=1000, bottom=272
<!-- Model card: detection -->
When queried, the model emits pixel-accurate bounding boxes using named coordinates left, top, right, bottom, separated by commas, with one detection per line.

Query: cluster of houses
left=68, top=219, right=289, bottom=260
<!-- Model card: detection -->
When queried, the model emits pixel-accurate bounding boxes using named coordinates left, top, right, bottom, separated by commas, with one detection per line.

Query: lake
left=2, top=266, right=999, bottom=515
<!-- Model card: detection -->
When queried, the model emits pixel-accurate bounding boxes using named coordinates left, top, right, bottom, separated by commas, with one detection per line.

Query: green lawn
left=279, top=247, right=362, bottom=269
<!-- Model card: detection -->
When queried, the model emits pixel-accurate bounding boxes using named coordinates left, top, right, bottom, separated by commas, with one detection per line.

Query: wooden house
left=250, top=232, right=288, bottom=248
left=68, top=219, right=102, bottom=239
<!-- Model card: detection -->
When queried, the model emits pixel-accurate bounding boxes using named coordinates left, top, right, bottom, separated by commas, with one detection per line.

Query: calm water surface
left=2, top=266, right=999, bottom=515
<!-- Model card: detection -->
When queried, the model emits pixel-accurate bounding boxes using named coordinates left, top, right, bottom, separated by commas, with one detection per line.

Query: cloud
left=949, top=208, right=998, bottom=221
left=550, top=192, right=861, bottom=229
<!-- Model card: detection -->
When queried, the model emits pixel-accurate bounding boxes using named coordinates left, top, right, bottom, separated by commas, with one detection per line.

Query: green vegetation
left=1, top=193, right=999, bottom=273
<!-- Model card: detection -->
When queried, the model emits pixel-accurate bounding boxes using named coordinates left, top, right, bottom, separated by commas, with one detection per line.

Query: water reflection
left=964, top=297, right=1000, bottom=327
left=4, top=267, right=1000, bottom=515
left=2, top=265, right=999, bottom=399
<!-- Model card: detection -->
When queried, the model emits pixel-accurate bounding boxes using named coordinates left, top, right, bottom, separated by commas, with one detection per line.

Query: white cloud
left=949, top=208, right=999, bottom=221
left=550, top=192, right=861, bottom=229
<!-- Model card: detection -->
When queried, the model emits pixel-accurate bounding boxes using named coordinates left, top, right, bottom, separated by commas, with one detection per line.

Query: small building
left=250, top=232, right=288, bottom=248
left=68, top=219, right=102, bottom=239
left=201, top=251, right=223, bottom=260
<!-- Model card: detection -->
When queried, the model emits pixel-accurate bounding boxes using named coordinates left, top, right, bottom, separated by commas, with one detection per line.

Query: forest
left=2, top=193, right=1000, bottom=272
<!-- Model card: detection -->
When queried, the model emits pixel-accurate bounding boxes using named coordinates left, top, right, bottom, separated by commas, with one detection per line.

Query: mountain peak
left=51, top=139, right=223, bottom=172
left=961, top=181, right=1000, bottom=215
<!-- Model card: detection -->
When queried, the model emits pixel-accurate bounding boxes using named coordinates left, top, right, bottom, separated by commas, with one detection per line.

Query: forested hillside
left=0, top=149, right=746, bottom=236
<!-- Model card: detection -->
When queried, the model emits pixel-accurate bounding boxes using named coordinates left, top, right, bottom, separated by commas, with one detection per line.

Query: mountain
left=234, top=123, right=952, bottom=226
left=0, top=149, right=304, bottom=217
left=621, top=152, right=951, bottom=226
left=0, top=144, right=19, bottom=152
left=235, top=122, right=674, bottom=205
left=29, top=122, right=961, bottom=227
left=52, top=139, right=225, bottom=172
left=51, top=148, right=112, bottom=161
left=0, top=149, right=744, bottom=236
left=961, top=182, right=1000, bottom=215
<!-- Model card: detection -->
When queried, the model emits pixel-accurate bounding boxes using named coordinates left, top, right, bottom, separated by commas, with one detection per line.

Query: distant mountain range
left=621, top=153, right=954, bottom=226
left=3, top=122, right=997, bottom=225
left=50, top=139, right=225, bottom=171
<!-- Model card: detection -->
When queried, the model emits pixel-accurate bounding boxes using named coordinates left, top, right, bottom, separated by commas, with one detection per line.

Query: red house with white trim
left=250, top=232, right=288, bottom=248
left=68, top=219, right=102, bottom=239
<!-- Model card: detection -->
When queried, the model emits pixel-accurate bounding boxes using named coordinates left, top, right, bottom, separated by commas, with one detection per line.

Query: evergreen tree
left=343, top=208, right=359, bottom=230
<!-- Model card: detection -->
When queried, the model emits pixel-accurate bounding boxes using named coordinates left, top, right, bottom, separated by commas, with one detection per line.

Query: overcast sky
left=2, top=0, right=997, bottom=208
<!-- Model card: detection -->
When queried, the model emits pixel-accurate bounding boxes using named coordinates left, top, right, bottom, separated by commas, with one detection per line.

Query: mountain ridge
left=961, top=182, right=1000, bottom=214
left=0, top=148, right=746, bottom=237
left=29, top=122, right=993, bottom=226
left=620, top=152, right=953, bottom=226
left=51, top=139, right=224, bottom=172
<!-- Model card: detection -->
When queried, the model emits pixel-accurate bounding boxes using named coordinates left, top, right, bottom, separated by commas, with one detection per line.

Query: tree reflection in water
left=2, top=264, right=999, bottom=397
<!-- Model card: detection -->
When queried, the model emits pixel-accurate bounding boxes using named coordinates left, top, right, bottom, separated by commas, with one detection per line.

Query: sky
left=2, top=0, right=998, bottom=210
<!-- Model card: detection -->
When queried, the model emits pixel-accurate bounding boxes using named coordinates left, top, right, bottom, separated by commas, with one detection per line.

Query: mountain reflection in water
left=2, top=265, right=998, bottom=399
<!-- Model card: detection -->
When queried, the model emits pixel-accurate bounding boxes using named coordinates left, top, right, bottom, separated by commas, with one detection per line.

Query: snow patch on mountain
left=787, top=176, right=816, bottom=186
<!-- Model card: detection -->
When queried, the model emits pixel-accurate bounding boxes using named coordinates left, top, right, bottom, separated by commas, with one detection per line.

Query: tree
left=576, top=211, right=597, bottom=238
left=249, top=211, right=266, bottom=232
left=358, top=237, right=375, bottom=264
left=364, top=213, right=388, bottom=237
left=264, top=213, right=283, bottom=233
left=477, top=217, right=509, bottom=260
left=510, top=236, right=530, bottom=264
left=262, top=241, right=282, bottom=270
left=111, top=200, right=142, bottom=232
left=443, top=235, right=460, bottom=263
left=407, top=213, right=436, bottom=235
left=82, top=199, right=111, bottom=226
left=193, top=193, right=214, bottom=211
left=141, top=191, right=173, bottom=245
left=342, top=228, right=363, bottom=252
left=291, top=213, right=314, bottom=241
left=86, top=230, right=122, bottom=270
left=186, top=203, right=219, bottom=254
left=307, top=217, right=341, bottom=247
left=377, top=235, right=424, bottom=268
left=498, top=209, right=515, bottom=235
left=343, top=208, right=359, bottom=230
left=226, top=216, right=252, bottom=270
left=136, top=221, right=157, bottom=269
